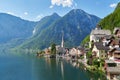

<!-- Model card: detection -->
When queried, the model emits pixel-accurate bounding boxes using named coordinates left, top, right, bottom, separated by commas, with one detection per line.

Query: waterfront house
left=113, top=27, right=120, bottom=38
left=92, top=42, right=109, bottom=58
left=44, top=48, right=51, bottom=55
left=89, top=26, right=111, bottom=49
left=77, top=46, right=85, bottom=55
left=69, top=48, right=78, bottom=59
left=108, top=39, right=120, bottom=49
left=105, top=60, right=120, bottom=80
left=108, top=48, right=120, bottom=64
left=90, top=26, right=111, bottom=42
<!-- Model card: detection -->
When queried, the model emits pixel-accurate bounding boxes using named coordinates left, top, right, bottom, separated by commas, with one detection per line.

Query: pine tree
left=50, top=43, right=56, bottom=54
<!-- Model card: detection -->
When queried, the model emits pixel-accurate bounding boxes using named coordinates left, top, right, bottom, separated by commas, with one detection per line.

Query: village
left=37, top=25, right=120, bottom=80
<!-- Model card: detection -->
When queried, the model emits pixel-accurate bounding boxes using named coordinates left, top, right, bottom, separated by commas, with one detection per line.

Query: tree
left=50, top=43, right=56, bottom=54
left=92, top=58, right=100, bottom=68
left=87, top=50, right=92, bottom=58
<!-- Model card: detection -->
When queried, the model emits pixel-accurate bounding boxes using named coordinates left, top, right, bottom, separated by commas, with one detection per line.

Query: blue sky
left=0, top=0, right=119, bottom=21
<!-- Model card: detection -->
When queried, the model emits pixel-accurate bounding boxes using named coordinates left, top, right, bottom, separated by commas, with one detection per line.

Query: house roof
left=91, top=30, right=111, bottom=35
left=93, top=34, right=107, bottom=38
left=104, top=35, right=113, bottom=40
left=93, top=35, right=112, bottom=40
left=77, top=46, right=85, bottom=50
left=94, top=42, right=110, bottom=51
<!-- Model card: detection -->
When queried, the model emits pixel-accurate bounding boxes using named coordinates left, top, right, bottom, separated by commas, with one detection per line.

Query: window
left=107, top=63, right=117, bottom=67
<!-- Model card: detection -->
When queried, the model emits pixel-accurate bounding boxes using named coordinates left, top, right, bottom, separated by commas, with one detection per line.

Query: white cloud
left=110, top=3, right=117, bottom=8
left=74, top=2, right=77, bottom=7
left=24, top=12, right=28, bottom=15
left=50, top=0, right=74, bottom=8
left=49, top=5, right=53, bottom=8
left=72, top=2, right=77, bottom=9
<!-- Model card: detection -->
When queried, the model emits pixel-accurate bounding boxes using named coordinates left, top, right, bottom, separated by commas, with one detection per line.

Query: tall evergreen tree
left=50, top=43, right=56, bottom=54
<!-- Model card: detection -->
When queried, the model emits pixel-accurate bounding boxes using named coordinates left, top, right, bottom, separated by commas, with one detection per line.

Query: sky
left=0, top=0, right=119, bottom=21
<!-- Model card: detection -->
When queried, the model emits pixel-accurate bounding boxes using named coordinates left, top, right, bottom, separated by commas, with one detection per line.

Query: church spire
left=61, top=31, right=64, bottom=48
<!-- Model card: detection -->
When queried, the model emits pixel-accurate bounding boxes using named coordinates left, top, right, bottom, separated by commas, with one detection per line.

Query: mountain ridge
left=33, top=13, right=61, bottom=37
left=0, top=13, right=37, bottom=44
left=16, top=9, right=100, bottom=50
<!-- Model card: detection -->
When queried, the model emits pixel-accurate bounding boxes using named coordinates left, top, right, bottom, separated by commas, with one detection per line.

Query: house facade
left=90, top=25, right=111, bottom=42
left=92, top=42, right=109, bottom=59
left=114, top=28, right=120, bottom=38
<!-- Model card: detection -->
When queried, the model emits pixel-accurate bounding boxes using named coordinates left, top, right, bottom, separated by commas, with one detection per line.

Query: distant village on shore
left=37, top=25, right=120, bottom=80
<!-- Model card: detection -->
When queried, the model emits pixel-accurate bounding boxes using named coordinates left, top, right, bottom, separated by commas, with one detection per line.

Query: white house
left=90, top=26, right=111, bottom=42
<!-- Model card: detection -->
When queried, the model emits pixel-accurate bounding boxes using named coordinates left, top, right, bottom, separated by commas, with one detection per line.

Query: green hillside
left=99, top=2, right=120, bottom=31
left=81, top=2, right=120, bottom=45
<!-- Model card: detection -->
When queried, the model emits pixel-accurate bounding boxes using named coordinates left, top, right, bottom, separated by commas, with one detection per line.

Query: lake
left=0, top=52, right=106, bottom=80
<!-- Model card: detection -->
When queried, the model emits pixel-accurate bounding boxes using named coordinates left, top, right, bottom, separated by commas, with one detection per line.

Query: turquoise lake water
left=0, top=52, right=106, bottom=80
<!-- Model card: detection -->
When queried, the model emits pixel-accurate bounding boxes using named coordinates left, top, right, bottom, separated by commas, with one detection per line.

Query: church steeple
left=61, top=31, right=64, bottom=48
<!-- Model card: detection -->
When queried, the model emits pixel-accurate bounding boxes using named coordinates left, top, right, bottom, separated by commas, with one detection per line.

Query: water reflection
left=0, top=52, right=107, bottom=80
left=33, top=57, right=108, bottom=80
left=33, top=58, right=90, bottom=80
left=60, top=60, right=64, bottom=80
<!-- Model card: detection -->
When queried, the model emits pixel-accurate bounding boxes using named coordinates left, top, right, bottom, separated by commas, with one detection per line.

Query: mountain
left=16, top=13, right=61, bottom=50
left=0, top=13, right=37, bottom=44
left=32, top=13, right=61, bottom=37
left=0, top=38, right=25, bottom=50
left=16, top=9, right=100, bottom=50
left=99, top=2, right=120, bottom=31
